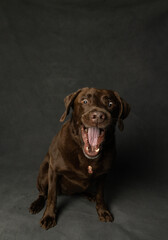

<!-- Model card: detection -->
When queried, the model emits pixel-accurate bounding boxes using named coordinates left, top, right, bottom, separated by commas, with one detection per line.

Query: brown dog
left=29, top=87, right=130, bottom=230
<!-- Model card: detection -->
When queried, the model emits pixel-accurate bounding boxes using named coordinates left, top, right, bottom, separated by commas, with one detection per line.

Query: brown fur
left=29, top=87, right=130, bottom=230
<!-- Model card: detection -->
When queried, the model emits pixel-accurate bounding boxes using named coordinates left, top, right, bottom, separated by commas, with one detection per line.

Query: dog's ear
left=114, top=91, right=130, bottom=131
left=60, top=89, right=81, bottom=122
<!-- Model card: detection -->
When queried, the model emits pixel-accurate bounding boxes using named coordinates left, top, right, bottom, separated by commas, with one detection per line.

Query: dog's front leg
left=95, top=175, right=114, bottom=222
left=40, top=164, right=58, bottom=230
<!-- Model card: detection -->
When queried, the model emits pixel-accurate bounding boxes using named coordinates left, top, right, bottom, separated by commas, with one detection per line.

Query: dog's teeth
left=100, top=129, right=104, bottom=134
left=95, top=148, right=99, bottom=153
left=86, top=147, right=89, bottom=151
left=85, top=128, right=88, bottom=132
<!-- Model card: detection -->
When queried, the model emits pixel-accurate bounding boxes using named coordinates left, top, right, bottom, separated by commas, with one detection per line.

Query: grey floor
left=1, top=0, right=168, bottom=239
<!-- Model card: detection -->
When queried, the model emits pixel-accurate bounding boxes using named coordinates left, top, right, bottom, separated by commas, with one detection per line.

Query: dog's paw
left=97, top=208, right=114, bottom=222
left=40, top=214, right=57, bottom=230
left=29, top=196, right=45, bottom=214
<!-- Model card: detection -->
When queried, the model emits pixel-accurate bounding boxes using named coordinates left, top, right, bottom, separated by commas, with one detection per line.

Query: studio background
left=0, top=0, right=168, bottom=239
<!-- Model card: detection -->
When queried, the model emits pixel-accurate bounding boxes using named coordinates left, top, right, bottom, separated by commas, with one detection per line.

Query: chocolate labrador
left=29, top=87, right=130, bottom=230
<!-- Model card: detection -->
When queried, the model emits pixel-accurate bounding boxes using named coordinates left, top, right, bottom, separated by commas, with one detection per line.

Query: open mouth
left=81, top=125, right=105, bottom=159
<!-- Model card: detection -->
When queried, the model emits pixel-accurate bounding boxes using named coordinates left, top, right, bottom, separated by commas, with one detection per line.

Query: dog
left=29, top=87, right=130, bottom=230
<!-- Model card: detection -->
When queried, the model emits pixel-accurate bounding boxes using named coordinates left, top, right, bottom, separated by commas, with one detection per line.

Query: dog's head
left=60, top=87, right=130, bottom=159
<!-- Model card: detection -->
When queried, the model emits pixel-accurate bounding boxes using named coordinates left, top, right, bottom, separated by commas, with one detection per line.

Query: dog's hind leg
left=29, top=153, right=49, bottom=214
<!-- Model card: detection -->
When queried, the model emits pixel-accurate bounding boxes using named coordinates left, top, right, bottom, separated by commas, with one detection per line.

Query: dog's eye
left=108, top=101, right=113, bottom=107
left=81, top=99, right=88, bottom=104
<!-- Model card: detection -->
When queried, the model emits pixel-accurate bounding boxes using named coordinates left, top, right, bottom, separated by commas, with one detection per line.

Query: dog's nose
left=90, top=111, right=106, bottom=123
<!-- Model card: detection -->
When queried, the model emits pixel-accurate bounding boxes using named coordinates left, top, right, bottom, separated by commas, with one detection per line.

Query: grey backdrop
left=0, top=0, right=168, bottom=239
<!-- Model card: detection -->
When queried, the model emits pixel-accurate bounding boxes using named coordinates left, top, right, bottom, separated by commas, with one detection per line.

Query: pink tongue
left=88, top=127, right=100, bottom=146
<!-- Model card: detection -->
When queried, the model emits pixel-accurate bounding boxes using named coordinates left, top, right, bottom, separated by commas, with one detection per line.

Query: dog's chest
left=59, top=160, right=102, bottom=195
left=78, top=154, right=111, bottom=177
left=58, top=150, right=113, bottom=195
left=60, top=172, right=92, bottom=195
